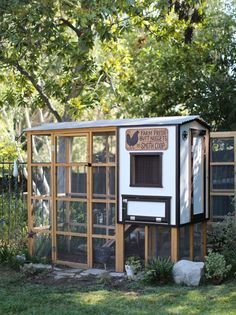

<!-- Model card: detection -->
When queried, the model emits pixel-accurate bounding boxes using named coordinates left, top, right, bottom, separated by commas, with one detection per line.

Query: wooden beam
left=88, top=131, right=93, bottom=268
left=189, top=224, right=194, bottom=260
left=171, top=227, right=178, bottom=262
left=27, top=133, right=33, bottom=256
left=116, top=223, right=124, bottom=272
left=145, top=225, right=149, bottom=263
left=202, top=221, right=207, bottom=257
left=211, top=131, right=236, bottom=138
left=51, top=134, right=57, bottom=262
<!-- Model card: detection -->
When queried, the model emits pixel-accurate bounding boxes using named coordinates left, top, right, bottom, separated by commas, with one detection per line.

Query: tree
left=0, top=0, right=206, bottom=124
left=118, top=0, right=236, bottom=130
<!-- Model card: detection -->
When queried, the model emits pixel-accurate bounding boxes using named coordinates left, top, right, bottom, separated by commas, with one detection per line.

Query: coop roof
left=25, top=115, right=209, bottom=132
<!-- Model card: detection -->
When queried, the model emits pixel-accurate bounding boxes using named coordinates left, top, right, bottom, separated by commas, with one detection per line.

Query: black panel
left=122, top=195, right=171, bottom=225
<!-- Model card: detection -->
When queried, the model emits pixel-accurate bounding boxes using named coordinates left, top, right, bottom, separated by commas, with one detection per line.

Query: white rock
left=125, top=264, right=135, bottom=280
left=173, top=260, right=204, bottom=287
left=31, top=263, right=52, bottom=270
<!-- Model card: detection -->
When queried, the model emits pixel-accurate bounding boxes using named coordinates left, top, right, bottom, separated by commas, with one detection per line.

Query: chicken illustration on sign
left=126, top=128, right=168, bottom=151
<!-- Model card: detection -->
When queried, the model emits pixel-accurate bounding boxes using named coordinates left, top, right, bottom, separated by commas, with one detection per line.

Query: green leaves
left=1, top=0, right=232, bottom=130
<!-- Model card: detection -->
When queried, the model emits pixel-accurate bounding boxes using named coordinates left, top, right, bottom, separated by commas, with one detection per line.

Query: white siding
left=127, top=201, right=166, bottom=217
left=180, top=121, right=209, bottom=224
left=119, top=126, right=176, bottom=225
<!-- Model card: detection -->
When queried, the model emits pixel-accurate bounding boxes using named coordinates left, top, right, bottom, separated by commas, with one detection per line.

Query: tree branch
left=13, top=62, right=62, bottom=122
left=59, top=18, right=83, bottom=38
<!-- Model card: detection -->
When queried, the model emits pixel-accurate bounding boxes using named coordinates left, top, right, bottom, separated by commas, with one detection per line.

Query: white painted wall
left=193, top=137, right=204, bottom=214
left=119, top=126, right=176, bottom=225
left=180, top=121, right=209, bottom=224
left=127, top=201, right=166, bottom=217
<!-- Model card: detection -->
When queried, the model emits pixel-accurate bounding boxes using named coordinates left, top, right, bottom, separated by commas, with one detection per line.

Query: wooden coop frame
left=26, top=116, right=210, bottom=272
left=210, top=131, right=236, bottom=222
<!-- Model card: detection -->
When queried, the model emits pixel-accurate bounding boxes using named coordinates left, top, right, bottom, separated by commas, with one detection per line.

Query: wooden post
left=189, top=224, right=194, bottom=260
left=145, top=225, right=149, bottom=264
left=116, top=223, right=124, bottom=272
left=171, top=227, right=178, bottom=262
left=210, top=131, right=236, bottom=222
left=51, top=134, right=56, bottom=262
left=88, top=131, right=93, bottom=268
left=202, top=221, right=207, bottom=257
left=27, top=133, right=33, bottom=256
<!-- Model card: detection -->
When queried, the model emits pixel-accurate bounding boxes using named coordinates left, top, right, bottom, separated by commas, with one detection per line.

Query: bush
left=143, top=257, right=173, bottom=285
left=0, top=244, right=25, bottom=270
left=204, top=250, right=231, bottom=284
left=208, top=212, right=236, bottom=274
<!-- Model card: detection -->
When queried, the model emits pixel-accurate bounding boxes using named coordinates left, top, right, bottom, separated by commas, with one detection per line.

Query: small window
left=130, top=153, right=162, bottom=187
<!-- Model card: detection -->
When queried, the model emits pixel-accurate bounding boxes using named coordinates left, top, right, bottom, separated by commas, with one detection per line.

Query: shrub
left=204, top=250, right=231, bottom=284
left=208, top=212, right=236, bottom=274
left=0, top=244, right=25, bottom=270
left=143, top=257, right=173, bottom=285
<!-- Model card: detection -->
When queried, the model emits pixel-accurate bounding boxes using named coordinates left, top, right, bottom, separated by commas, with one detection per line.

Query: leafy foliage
left=0, top=0, right=206, bottom=123
left=0, top=244, right=25, bottom=270
left=143, top=257, right=173, bottom=285
left=125, top=256, right=143, bottom=274
left=121, top=1, right=236, bottom=130
left=208, top=212, right=236, bottom=273
left=204, top=250, right=231, bottom=283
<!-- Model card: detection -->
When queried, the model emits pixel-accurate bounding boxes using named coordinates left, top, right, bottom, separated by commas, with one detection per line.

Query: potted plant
left=125, top=256, right=142, bottom=280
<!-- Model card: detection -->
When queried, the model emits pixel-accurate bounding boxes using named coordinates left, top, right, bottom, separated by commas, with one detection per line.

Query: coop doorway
left=29, top=130, right=117, bottom=270
left=55, top=131, right=116, bottom=269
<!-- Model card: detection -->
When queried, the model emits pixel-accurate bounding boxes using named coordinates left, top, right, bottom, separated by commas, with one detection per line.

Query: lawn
left=0, top=266, right=236, bottom=315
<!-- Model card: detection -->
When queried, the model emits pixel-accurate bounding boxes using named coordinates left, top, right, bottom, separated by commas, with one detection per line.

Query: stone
left=173, top=260, right=204, bottom=287
left=125, top=264, right=135, bottom=280
left=23, top=263, right=61, bottom=271
left=16, top=254, right=26, bottom=263
left=109, top=272, right=125, bottom=278
left=59, top=268, right=82, bottom=274
left=80, top=268, right=105, bottom=277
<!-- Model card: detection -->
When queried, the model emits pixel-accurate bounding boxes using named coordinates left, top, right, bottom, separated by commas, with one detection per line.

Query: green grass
left=0, top=267, right=236, bottom=315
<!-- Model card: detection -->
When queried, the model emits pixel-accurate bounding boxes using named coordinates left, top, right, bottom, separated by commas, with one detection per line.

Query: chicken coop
left=25, top=116, right=210, bottom=271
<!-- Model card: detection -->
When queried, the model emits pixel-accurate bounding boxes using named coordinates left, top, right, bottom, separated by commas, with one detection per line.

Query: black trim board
left=175, top=125, right=180, bottom=226
left=207, top=131, right=210, bottom=220
left=122, top=195, right=171, bottom=225
left=116, top=127, right=120, bottom=224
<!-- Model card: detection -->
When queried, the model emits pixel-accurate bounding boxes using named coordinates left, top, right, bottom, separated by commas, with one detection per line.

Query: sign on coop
left=125, top=128, right=168, bottom=151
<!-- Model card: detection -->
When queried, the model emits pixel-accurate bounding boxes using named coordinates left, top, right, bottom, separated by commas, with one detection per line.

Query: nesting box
left=25, top=115, right=210, bottom=271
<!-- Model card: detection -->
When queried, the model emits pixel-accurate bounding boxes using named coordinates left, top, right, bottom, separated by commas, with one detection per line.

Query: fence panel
left=210, top=132, right=236, bottom=221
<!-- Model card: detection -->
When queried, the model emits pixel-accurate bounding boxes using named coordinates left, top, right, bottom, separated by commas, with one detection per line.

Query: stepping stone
left=109, top=272, right=125, bottom=278
left=80, top=269, right=105, bottom=276
left=24, top=263, right=55, bottom=270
